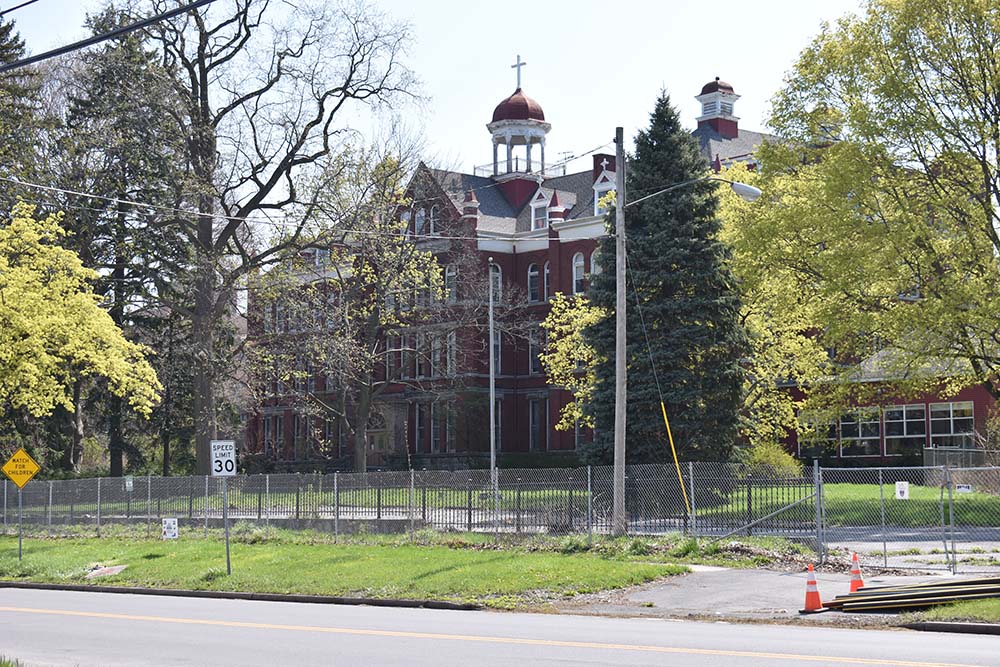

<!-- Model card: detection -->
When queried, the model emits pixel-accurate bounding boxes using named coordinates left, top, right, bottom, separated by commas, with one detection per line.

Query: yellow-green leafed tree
left=718, top=162, right=832, bottom=449
left=762, top=0, right=1000, bottom=411
left=540, top=293, right=607, bottom=431
left=0, top=203, right=161, bottom=419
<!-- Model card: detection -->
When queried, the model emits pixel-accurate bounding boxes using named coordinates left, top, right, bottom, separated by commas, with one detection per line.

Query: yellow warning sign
left=2, top=448, right=41, bottom=489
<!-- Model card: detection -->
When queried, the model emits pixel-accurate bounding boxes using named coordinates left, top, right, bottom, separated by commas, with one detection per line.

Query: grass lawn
left=0, top=529, right=688, bottom=608
left=907, top=599, right=1000, bottom=624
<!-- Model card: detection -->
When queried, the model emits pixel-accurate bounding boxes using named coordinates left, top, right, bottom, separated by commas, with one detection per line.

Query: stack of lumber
left=824, top=576, right=1000, bottom=612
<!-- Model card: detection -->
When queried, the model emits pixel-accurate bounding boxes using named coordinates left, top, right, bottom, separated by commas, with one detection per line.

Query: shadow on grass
left=409, top=552, right=516, bottom=582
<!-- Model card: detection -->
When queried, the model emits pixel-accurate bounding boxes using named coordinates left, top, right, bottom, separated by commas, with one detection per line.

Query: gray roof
left=691, top=125, right=780, bottom=164
left=425, top=165, right=599, bottom=236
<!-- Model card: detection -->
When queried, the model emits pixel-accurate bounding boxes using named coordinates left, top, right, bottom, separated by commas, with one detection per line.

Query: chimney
left=592, top=154, right=616, bottom=184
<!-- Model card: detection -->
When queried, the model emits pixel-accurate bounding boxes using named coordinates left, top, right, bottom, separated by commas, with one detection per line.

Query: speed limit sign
left=210, top=440, right=237, bottom=477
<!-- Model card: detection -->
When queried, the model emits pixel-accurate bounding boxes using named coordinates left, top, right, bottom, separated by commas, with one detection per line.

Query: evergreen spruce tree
left=584, top=93, right=747, bottom=464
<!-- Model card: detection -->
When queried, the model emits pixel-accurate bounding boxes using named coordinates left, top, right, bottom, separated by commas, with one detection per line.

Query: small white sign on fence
left=162, top=517, right=179, bottom=539
left=956, top=484, right=973, bottom=494
left=895, top=481, right=910, bottom=500
left=125, top=475, right=133, bottom=493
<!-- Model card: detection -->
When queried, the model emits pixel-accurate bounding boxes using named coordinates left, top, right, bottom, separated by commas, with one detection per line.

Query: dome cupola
left=486, top=56, right=551, bottom=182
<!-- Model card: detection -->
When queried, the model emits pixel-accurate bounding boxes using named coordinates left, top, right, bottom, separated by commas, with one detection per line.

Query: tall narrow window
left=445, top=404, right=456, bottom=452
left=490, top=263, right=502, bottom=299
left=572, top=252, right=585, bottom=294
left=529, top=331, right=542, bottom=375
left=414, top=404, right=424, bottom=452
left=532, top=204, right=548, bottom=230
left=430, top=403, right=440, bottom=453
left=414, top=208, right=426, bottom=235
left=429, top=206, right=439, bottom=235
left=590, top=250, right=601, bottom=276
left=446, top=331, right=457, bottom=375
left=543, top=261, right=550, bottom=300
left=492, top=328, right=501, bottom=374
left=527, top=264, right=540, bottom=302
left=430, top=334, right=441, bottom=378
left=445, top=265, right=457, bottom=303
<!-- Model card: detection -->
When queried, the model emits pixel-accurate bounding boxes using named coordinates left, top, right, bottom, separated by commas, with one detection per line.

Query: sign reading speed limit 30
left=210, top=440, right=237, bottom=477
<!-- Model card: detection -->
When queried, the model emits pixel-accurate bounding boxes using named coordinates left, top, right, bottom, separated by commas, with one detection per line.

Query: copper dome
left=491, top=88, right=545, bottom=122
left=700, top=77, right=735, bottom=95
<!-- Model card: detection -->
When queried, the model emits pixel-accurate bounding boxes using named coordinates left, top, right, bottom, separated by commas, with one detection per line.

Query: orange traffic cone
left=800, top=563, right=824, bottom=614
left=849, top=552, right=865, bottom=593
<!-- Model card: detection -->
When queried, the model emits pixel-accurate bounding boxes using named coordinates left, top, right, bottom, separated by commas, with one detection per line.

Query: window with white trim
left=414, top=208, right=426, bottom=235
left=532, top=203, right=548, bottom=230
left=594, top=183, right=615, bottom=216
left=930, top=402, right=974, bottom=448
left=543, top=261, right=550, bottom=300
left=430, top=403, right=440, bottom=453
left=572, top=252, right=586, bottom=294
left=590, top=250, right=601, bottom=276
left=446, top=331, right=456, bottom=375
left=529, top=330, right=542, bottom=375
left=527, top=263, right=540, bottom=302
left=413, top=404, right=426, bottom=452
left=445, top=265, right=457, bottom=303
left=884, top=404, right=926, bottom=456
left=839, top=408, right=881, bottom=457
left=429, top=206, right=439, bottom=235
left=529, top=398, right=548, bottom=451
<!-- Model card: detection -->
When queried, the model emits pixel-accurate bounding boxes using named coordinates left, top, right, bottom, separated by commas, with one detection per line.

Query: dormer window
left=594, top=183, right=615, bottom=217
left=414, top=208, right=426, bottom=235
left=532, top=204, right=548, bottom=230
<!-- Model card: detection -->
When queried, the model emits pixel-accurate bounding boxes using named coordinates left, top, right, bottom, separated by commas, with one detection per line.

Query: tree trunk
left=109, top=396, right=124, bottom=477
left=62, top=379, right=84, bottom=472
left=352, top=385, right=372, bottom=472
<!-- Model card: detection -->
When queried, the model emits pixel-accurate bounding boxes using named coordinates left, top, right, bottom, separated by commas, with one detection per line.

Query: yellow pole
left=661, top=401, right=691, bottom=515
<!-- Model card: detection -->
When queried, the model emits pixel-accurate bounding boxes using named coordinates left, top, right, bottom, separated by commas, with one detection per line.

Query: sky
left=5, top=0, right=866, bottom=174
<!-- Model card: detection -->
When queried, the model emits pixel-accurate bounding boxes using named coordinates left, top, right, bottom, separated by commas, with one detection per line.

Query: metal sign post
left=210, top=440, right=236, bottom=576
left=2, top=448, right=41, bottom=561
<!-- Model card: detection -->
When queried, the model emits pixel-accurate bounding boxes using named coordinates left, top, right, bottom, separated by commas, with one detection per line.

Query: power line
left=0, top=0, right=41, bottom=18
left=1, top=139, right=614, bottom=234
left=0, top=0, right=219, bottom=73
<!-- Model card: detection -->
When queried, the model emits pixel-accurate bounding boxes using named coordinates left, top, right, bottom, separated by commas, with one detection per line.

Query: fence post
left=96, top=477, right=102, bottom=537
left=376, top=484, right=382, bottom=531
left=878, top=469, right=887, bottom=567
left=812, top=460, right=823, bottom=562
left=745, top=474, right=753, bottom=536
left=945, top=466, right=957, bottom=574
left=421, top=483, right=427, bottom=523
left=515, top=479, right=522, bottom=534
left=204, top=476, right=209, bottom=538
left=187, top=477, right=194, bottom=519
left=567, top=479, right=574, bottom=531
left=689, top=462, right=697, bottom=536
left=295, top=475, right=301, bottom=528
left=587, top=466, right=593, bottom=545
left=409, top=469, right=415, bottom=535
left=466, top=479, right=472, bottom=532
left=333, top=471, right=339, bottom=542
left=265, top=474, right=270, bottom=536
left=146, top=474, right=152, bottom=538
left=3, top=480, right=7, bottom=534
left=257, top=483, right=262, bottom=522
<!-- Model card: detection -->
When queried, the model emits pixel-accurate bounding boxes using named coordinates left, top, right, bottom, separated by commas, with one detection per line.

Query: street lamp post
left=488, top=256, right=499, bottom=523
left=610, top=129, right=761, bottom=536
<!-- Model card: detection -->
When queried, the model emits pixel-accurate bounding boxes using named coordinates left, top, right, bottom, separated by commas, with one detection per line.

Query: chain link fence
left=3, top=464, right=999, bottom=573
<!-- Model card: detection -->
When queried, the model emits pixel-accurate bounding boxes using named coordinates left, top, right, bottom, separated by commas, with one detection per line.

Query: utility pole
left=488, top=257, right=498, bottom=506
left=613, top=127, right=627, bottom=536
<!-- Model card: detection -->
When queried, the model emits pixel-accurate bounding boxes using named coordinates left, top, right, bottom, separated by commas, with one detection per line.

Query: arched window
left=527, top=263, right=540, bottom=302
left=414, top=208, right=426, bottom=235
left=572, top=252, right=585, bottom=294
left=590, top=250, right=602, bottom=276
left=543, top=261, right=550, bottom=300
left=490, top=263, right=502, bottom=300
left=445, top=264, right=457, bottom=303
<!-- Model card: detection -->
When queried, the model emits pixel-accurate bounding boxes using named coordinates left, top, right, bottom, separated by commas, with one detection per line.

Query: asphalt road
left=1, top=588, right=995, bottom=667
